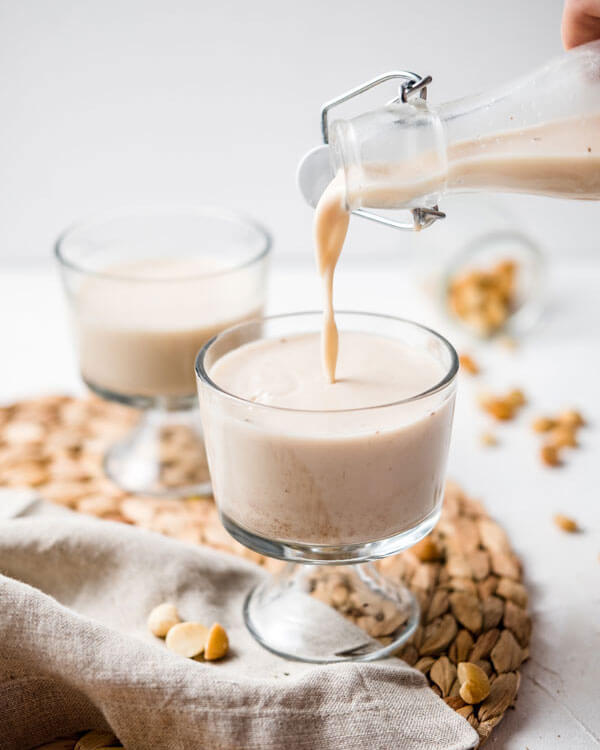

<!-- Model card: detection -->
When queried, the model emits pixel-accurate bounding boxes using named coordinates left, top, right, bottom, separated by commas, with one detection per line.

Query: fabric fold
left=0, top=499, right=478, bottom=750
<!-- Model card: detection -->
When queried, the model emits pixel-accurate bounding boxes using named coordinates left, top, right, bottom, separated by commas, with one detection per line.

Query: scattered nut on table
left=549, top=426, right=578, bottom=449
left=480, top=432, right=498, bottom=447
left=147, top=602, right=181, bottom=637
left=165, top=621, right=210, bottom=658
left=540, top=443, right=561, bottom=467
left=533, top=408, right=586, bottom=467
left=204, top=623, right=230, bottom=661
left=558, top=409, right=585, bottom=429
left=532, top=416, right=556, bottom=433
left=458, top=353, right=480, bottom=375
left=457, top=661, right=491, bottom=704
left=553, top=514, right=579, bottom=533
left=479, top=388, right=526, bottom=421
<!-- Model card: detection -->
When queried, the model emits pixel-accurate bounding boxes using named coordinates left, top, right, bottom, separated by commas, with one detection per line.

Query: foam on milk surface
left=210, top=331, right=444, bottom=412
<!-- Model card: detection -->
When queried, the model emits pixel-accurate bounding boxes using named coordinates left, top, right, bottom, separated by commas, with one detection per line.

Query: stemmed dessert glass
left=55, top=207, right=271, bottom=497
left=196, top=311, right=458, bottom=662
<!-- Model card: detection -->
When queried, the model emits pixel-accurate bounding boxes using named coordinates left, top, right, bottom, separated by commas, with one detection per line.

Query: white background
left=1, top=0, right=598, bottom=263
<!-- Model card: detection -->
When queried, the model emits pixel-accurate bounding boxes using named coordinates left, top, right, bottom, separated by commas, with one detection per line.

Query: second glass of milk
left=55, top=207, right=271, bottom=496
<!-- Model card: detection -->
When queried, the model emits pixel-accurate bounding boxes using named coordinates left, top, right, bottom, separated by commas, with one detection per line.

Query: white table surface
left=1, top=259, right=599, bottom=749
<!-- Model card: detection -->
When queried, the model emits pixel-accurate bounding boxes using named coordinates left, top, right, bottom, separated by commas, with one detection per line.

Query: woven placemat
left=0, top=395, right=530, bottom=749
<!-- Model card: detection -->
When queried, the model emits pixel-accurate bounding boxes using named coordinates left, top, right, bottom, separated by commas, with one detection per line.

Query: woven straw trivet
left=0, top=395, right=531, bottom=749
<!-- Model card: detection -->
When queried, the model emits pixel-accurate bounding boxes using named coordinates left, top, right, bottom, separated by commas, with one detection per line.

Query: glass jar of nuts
left=423, top=196, right=546, bottom=340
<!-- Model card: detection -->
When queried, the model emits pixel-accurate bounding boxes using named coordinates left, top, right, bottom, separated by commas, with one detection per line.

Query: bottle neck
left=329, top=100, right=448, bottom=212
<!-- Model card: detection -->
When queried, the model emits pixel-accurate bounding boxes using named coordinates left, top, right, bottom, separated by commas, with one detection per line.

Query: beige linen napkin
left=0, top=491, right=478, bottom=750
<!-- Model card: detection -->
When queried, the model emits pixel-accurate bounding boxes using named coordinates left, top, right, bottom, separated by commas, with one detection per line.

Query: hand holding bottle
left=563, top=0, right=600, bottom=49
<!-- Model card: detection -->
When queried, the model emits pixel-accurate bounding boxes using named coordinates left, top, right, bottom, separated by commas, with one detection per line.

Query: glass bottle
left=299, top=40, right=600, bottom=229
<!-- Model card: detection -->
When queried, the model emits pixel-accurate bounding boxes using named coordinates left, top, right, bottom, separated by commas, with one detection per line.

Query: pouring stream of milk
left=314, top=174, right=350, bottom=383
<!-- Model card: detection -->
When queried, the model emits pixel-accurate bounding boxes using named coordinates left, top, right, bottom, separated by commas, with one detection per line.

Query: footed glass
left=196, top=312, right=458, bottom=662
left=55, top=207, right=271, bottom=497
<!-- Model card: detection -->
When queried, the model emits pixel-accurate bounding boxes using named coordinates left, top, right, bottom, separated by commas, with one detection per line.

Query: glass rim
left=195, top=310, right=459, bottom=415
left=54, top=205, right=272, bottom=283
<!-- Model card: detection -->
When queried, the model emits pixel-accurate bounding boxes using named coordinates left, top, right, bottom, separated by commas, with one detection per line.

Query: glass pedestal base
left=244, top=562, right=419, bottom=663
left=103, top=408, right=211, bottom=497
